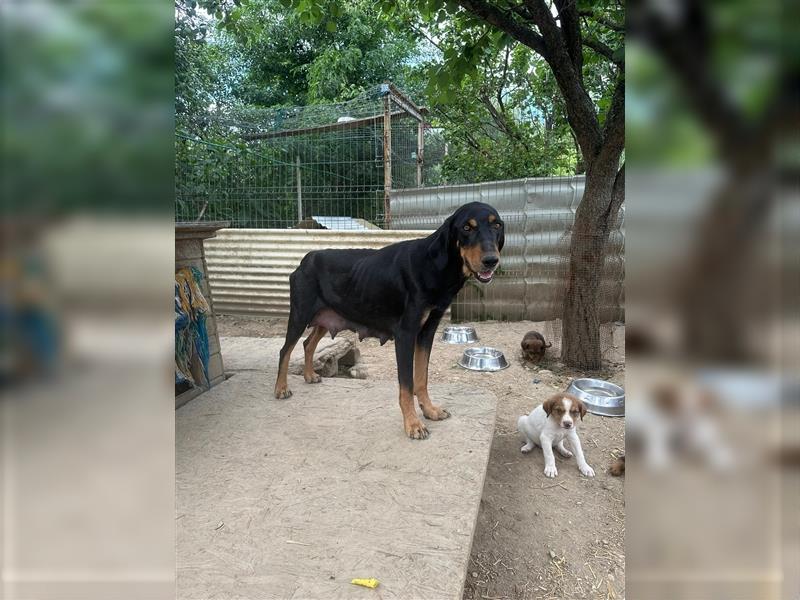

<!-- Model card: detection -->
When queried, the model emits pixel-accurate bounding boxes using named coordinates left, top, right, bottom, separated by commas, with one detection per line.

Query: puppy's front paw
left=579, top=464, right=595, bottom=478
left=521, top=442, right=534, bottom=453
left=544, top=465, right=558, bottom=478
left=557, top=447, right=573, bottom=458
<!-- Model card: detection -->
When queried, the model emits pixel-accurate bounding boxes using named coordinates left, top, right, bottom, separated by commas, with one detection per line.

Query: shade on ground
left=176, top=366, right=497, bottom=599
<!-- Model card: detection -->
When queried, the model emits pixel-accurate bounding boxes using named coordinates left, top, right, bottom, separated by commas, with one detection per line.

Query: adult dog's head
left=431, top=202, right=504, bottom=283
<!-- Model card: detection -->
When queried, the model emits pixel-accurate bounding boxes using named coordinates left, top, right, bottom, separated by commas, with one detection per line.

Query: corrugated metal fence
left=204, top=176, right=624, bottom=322
left=390, top=176, right=624, bottom=322
left=205, top=229, right=428, bottom=316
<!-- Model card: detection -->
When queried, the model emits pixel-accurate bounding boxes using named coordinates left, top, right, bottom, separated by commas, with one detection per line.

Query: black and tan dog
left=274, top=202, right=504, bottom=439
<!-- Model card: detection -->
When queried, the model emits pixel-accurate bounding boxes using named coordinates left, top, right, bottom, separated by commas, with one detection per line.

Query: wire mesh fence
left=176, top=84, right=424, bottom=229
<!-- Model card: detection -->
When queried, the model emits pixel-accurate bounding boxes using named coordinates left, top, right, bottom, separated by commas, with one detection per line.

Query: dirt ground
left=218, top=315, right=625, bottom=600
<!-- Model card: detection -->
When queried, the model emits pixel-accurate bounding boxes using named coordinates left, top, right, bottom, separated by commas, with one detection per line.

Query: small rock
left=534, top=511, right=539, bottom=516
left=471, top=572, right=478, bottom=578
left=602, top=539, right=609, bottom=546
left=532, top=378, right=541, bottom=384
left=608, top=574, right=615, bottom=582
left=548, top=550, right=556, bottom=560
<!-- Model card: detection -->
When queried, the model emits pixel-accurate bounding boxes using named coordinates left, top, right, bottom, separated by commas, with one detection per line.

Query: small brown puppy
left=521, top=330, right=552, bottom=362
left=609, top=455, right=625, bottom=476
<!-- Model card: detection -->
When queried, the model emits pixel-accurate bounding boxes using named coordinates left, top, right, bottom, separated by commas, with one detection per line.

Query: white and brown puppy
left=517, top=393, right=595, bottom=478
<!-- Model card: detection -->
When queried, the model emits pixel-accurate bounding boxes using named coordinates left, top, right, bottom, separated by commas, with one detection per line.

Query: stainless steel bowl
left=566, top=378, right=625, bottom=417
left=457, top=347, right=509, bottom=371
left=441, top=325, right=479, bottom=344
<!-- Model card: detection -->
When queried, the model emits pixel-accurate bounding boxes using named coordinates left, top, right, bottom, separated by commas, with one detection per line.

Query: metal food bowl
left=457, top=347, right=509, bottom=371
left=566, top=378, right=625, bottom=417
left=441, top=325, right=479, bottom=344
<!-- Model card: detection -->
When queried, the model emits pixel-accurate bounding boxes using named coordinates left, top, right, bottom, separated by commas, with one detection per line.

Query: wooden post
left=383, top=95, right=392, bottom=227
left=416, top=119, right=424, bottom=187
left=296, top=156, right=302, bottom=223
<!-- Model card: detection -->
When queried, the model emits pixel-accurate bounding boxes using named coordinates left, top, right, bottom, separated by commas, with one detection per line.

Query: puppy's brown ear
left=542, top=395, right=558, bottom=416
left=577, top=399, right=587, bottom=420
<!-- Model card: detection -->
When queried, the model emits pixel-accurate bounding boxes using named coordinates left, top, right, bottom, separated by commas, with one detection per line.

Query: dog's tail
left=544, top=341, right=552, bottom=348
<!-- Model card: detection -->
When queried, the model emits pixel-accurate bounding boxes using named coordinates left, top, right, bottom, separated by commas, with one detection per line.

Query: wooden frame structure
left=239, top=84, right=427, bottom=226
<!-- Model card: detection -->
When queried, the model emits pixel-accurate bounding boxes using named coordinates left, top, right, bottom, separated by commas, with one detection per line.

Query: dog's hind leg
left=302, top=325, right=327, bottom=384
left=274, top=273, right=314, bottom=399
left=414, top=309, right=449, bottom=421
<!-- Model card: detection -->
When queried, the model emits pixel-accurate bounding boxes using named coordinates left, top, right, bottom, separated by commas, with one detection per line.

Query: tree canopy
left=174, top=0, right=620, bottom=182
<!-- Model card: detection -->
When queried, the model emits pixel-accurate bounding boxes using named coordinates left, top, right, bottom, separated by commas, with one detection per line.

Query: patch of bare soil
left=217, top=315, right=625, bottom=599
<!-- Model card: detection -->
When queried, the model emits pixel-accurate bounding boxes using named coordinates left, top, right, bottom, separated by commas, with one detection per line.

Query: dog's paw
left=274, top=385, right=293, bottom=399
left=579, top=464, right=595, bottom=478
left=544, top=465, right=558, bottom=478
left=520, top=443, right=534, bottom=454
left=304, top=372, right=322, bottom=384
left=422, top=405, right=450, bottom=421
left=405, top=418, right=429, bottom=440
left=557, top=447, right=573, bottom=458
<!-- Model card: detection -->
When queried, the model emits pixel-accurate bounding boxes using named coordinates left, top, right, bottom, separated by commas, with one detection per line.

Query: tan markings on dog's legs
left=414, top=344, right=450, bottom=421
left=302, top=325, right=326, bottom=383
left=274, top=342, right=297, bottom=399
left=400, top=386, right=428, bottom=439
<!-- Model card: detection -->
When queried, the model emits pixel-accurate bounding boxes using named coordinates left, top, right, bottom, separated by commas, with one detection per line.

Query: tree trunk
left=678, top=160, right=772, bottom=364
left=561, top=162, right=620, bottom=369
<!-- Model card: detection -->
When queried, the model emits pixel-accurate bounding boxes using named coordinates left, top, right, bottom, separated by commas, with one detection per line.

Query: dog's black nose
left=482, top=255, right=499, bottom=268
left=563, top=422, right=572, bottom=429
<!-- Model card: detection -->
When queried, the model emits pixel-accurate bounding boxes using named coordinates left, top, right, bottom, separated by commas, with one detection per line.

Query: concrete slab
left=176, top=370, right=496, bottom=600
left=221, top=336, right=359, bottom=377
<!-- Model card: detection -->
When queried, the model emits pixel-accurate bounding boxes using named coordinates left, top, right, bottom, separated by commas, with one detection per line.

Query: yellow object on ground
left=350, top=578, right=379, bottom=589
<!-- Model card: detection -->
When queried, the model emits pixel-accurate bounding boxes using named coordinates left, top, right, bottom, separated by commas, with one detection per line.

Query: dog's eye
left=462, top=224, right=471, bottom=232
left=492, top=222, right=502, bottom=229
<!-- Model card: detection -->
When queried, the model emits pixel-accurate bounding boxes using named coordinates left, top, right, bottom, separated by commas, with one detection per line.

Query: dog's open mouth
left=474, top=268, right=496, bottom=284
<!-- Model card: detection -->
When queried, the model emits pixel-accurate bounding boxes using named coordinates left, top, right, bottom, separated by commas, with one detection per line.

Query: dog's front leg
left=414, top=309, right=449, bottom=421
left=395, top=331, right=428, bottom=440
left=568, top=431, right=595, bottom=477
left=540, top=434, right=558, bottom=477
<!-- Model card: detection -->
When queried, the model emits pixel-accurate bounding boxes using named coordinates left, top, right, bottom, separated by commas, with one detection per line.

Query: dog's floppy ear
left=577, top=399, right=587, bottom=421
left=497, top=220, right=505, bottom=251
left=428, top=213, right=455, bottom=270
left=542, top=395, right=559, bottom=417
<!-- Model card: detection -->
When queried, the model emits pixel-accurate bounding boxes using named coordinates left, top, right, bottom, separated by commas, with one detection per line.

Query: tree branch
left=629, top=2, right=746, bottom=153
left=607, top=162, right=625, bottom=221
left=554, top=0, right=583, bottom=76
left=522, top=0, right=602, bottom=159
left=578, top=9, right=624, bottom=32
left=583, top=37, right=622, bottom=66
left=455, top=0, right=547, bottom=57
left=597, top=73, right=625, bottom=168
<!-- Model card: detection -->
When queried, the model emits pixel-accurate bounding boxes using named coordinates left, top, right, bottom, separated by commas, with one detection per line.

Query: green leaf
left=325, top=20, right=337, bottom=32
